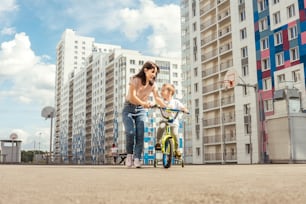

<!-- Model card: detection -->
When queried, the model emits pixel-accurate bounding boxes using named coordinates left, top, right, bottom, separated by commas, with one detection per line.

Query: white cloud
left=0, top=32, right=55, bottom=105
left=64, top=0, right=181, bottom=58
left=118, top=0, right=181, bottom=57
left=1, top=27, right=16, bottom=35
left=0, top=0, right=18, bottom=13
left=0, top=0, right=18, bottom=28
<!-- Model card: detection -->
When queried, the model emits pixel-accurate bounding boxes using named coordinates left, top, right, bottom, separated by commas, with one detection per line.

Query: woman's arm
left=152, top=87, right=166, bottom=107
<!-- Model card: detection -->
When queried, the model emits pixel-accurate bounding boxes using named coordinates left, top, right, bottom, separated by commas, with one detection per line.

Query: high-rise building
left=182, top=0, right=306, bottom=164
left=54, top=29, right=121, bottom=163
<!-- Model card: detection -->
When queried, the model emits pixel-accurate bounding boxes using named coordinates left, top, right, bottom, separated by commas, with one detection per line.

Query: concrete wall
left=266, top=114, right=306, bottom=162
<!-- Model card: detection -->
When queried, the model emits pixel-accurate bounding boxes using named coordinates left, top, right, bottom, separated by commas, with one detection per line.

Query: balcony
left=204, top=134, right=222, bottom=144
left=219, top=25, right=231, bottom=38
left=218, top=9, right=230, bottom=22
left=201, top=49, right=218, bottom=62
left=202, top=82, right=219, bottom=94
left=219, top=42, right=232, bottom=55
left=203, top=117, right=220, bottom=126
left=203, top=99, right=220, bottom=110
left=204, top=153, right=222, bottom=161
left=221, top=95, right=235, bottom=106
left=220, top=59, right=233, bottom=71
left=200, top=2, right=216, bottom=16
left=201, top=32, right=217, bottom=47
left=202, top=65, right=218, bottom=78
left=222, top=113, right=235, bottom=123
left=200, top=17, right=216, bottom=31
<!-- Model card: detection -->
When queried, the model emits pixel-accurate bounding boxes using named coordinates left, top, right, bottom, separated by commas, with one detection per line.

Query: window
left=275, top=52, right=284, bottom=66
left=241, top=46, right=248, bottom=58
left=290, top=47, right=299, bottom=62
left=263, top=78, right=272, bottom=90
left=264, top=99, right=273, bottom=112
left=278, top=74, right=285, bottom=83
left=258, top=0, right=268, bottom=12
left=273, top=11, right=281, bottom=25
left=194, top=83, right=198, bottom=92
left=274, top=31, right=283, bottom=45
left=273, top=0, right=279, bottom=4
left=261, top=37, right=269, bottom=50
left=194, top=67, right=198, bottom=77
left=242, top=64, right=249, bottom=76
left=196, top=147, right=200, bottom=156
left=259, top=17, right=268, bottom=31
left=262, top=58, right=270, bottom=70
left=246, top=144, right=251, bottom=153
left=130, top=68, right=136, bottom=73
left=240, top=28, right=247, bottom=39
left=292, top=70, right=301, bottom=82
left=288, top=26, right=298, bottom=40
left=243, top=104, right=250, bottom=115
left=243, top=86, right=248, bottom=96
left=287, top=4, right=296, bottom=18
left=193, top=22, right=197, bottom=31
left=240, top=9, right=246, bottom=22
left=195, top=99, right=199, bottom=108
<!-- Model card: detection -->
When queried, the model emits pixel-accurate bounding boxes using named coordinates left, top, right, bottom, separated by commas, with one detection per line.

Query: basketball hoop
left=222, top=69, right=237, bottom=90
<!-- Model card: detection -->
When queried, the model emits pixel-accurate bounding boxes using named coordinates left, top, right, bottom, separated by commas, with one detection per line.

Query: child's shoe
left=155, top=143, right=161, bottom=150
left=175, top=150, right=181, bottom=158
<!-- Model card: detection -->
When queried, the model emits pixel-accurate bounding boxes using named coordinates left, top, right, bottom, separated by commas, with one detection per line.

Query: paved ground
left=0, top=164, right=305, bottom=204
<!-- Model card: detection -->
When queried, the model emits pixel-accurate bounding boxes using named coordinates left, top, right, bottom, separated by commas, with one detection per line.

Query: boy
left=155, top=83, right=189, bottom=157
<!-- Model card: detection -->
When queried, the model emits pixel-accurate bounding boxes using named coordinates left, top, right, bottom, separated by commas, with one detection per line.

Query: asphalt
left=0, top=164, right=305, bottom=204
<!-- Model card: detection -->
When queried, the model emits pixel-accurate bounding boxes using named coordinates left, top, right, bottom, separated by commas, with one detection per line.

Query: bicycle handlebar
left=150, top=104, right=190, bottom=122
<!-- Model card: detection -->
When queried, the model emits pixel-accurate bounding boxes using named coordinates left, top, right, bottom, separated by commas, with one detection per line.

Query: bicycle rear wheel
left=162, top=137, right=173, bottom=168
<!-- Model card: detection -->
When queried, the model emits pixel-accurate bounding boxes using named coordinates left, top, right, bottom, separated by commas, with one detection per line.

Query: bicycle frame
left=152, top=105, right=187, bottom=168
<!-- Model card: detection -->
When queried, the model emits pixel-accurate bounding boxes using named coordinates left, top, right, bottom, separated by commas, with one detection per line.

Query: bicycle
left=151, top=105, right=189, bottom=168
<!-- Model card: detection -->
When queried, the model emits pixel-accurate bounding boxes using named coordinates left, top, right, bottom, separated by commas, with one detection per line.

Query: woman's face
left=145, top=67, right=157, bottom=82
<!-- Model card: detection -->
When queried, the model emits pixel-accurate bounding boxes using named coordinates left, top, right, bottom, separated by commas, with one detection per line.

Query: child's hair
left=134, top=61, right=160, bottom=86
left=163, top=83, right=175, bottom=96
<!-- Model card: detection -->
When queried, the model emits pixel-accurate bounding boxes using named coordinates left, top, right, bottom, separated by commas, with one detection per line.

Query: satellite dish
left=10, top=133, right=18, bottom=140
left=41, top=106, right=55, bottom=119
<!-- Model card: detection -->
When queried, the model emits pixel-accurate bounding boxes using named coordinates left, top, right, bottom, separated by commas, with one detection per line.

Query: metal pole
left=286, top=88, right=293, bottom=163
left=49, top=116, right=53, bottom=164
left=11, top=140, right=14, bottom=163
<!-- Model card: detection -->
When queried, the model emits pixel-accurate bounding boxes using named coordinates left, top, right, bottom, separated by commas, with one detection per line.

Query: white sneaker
left=134, top=158, right=141, bottom=168
left=126, top=154, right=133, bottom=167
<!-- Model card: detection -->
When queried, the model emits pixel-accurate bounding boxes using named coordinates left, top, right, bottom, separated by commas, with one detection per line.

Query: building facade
left=182, top=0, right=306, bottom=164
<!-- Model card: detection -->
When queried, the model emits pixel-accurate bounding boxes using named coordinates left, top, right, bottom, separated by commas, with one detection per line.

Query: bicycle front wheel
left=162, top=137, right=173, bottom=168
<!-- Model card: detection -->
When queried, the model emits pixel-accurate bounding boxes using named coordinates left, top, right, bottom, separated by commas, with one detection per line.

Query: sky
left=0, top=0, right=181, bottom=151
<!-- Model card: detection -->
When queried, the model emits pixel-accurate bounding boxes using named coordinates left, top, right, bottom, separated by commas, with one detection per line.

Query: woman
left=122, top=61, right=165, bottom=168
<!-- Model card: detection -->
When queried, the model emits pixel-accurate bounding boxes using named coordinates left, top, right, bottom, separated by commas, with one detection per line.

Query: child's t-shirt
left=162, top=98, right=184, bottom=127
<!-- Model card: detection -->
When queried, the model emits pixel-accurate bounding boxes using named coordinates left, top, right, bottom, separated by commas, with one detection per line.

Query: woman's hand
left=142, top=101, right=152, bottom=108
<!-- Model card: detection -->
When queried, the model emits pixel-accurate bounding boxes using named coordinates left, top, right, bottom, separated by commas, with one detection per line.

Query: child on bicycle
left=155, top=83, right=189, bottom=157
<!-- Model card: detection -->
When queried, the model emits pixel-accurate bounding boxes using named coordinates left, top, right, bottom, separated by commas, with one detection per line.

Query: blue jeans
left=122, top=101, right=146, bottom=159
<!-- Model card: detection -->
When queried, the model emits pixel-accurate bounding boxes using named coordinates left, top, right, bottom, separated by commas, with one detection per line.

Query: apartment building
left=255, top=0, right=306, bottom=162
left=182, top=0, right=306, bottom=164
left=54, top=29, right=121, bottom=163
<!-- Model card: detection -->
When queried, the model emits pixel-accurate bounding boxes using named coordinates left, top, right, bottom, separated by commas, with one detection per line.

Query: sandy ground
left=0, top=164, right=305, bottom=204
